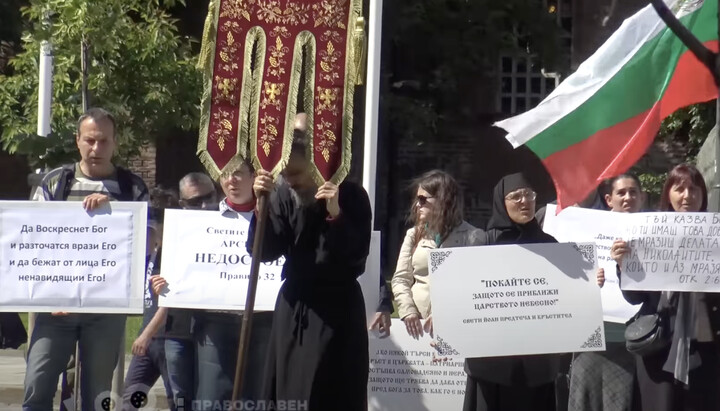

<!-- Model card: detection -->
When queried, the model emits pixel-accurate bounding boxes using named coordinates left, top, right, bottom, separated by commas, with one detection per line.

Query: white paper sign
left=368, top=319, right=467, bottom=411
left=430, top=243, right=605, bottom=358
left=159, top=209, right=284, bottom=311
left=159, top=209, right=382, bottom=316
left=0, top=201, right=147, bottom=313
left=621, top=212, right=720, bottom=292
left=542, top=204, right=636, bottom=323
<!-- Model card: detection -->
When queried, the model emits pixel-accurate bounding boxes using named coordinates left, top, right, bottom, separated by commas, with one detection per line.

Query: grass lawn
left=17, top=312, right=144, bottom=355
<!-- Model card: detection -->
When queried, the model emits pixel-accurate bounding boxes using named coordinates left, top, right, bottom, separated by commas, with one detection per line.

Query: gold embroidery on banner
left=318, top=36, right=341, bottom=82
left=261, top=81, right=284, bottom=110
left=214, top=76, right=239, bottom=104
left=268, top=27, right=291, bottom=79
left=313, top=0, right=348, bottom=29
left=257, top=0, right=311, bottom=25
left=259, top=113, right=280, bottom=156
left=317, top=87, right=338, bottom=115
left=320, top=30, right=343, bottom=44
left=221, top=20, right=243, bottom=33
left=315, top=118, right=337, bottom=162
left=218, top=29, right=242, bottom=74
left=220, top=0, right=254, bottom=21
left=211, top=109, right=234, bottom=151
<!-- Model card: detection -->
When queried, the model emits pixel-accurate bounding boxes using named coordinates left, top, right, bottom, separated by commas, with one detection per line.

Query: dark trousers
left=635, top=342, right=720, bottom=411
left=165, top=337, right=195, bottom=409
left=194, top=312, right=273, bottom=408
left=122, top=338, right=174, bottom=411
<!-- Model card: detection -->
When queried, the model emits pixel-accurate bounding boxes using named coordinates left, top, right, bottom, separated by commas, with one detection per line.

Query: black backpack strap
left=115, top=166, right=138, bottom=201
left=51, top=164, right=77, bottom=201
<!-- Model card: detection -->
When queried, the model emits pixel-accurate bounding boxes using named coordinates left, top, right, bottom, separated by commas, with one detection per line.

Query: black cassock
left=247, top=181, right=371, bottom=411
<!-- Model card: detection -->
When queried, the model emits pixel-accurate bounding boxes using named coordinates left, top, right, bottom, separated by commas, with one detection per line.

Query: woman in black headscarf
left=463, top=172, right=565, bottom=411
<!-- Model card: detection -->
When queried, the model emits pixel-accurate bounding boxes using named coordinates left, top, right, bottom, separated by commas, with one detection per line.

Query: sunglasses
left=417, top=195, right=434, bottom=206
left=181, top=191, right=216, bottom=208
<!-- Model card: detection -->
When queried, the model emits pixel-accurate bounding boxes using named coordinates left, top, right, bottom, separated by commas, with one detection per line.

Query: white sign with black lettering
left=368, top=319, right=467, bottom=411
left=0, top=201, right=147, bottom=313
left=158, top=209, right=284, bottom=311
left=160, top=209, right=382, bottom=320
left=620, top=212, right=720, bottom=292
left=430, top=243, right=605, bottom=358
left=542, top=204, right=636, bottom=323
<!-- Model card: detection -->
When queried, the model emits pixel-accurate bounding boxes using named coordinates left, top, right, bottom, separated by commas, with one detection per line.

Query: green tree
left=0, top=0, right=201, bottom=168
left=634, top=102, right=715, bottom=205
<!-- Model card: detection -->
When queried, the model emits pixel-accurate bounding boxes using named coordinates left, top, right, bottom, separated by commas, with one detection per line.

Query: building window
left=497, top=0, right=571, bottom=115
left=497, top=54, right=558, bottom=115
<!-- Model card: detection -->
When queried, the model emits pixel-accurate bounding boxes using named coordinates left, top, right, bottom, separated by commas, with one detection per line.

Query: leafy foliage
left=0, top=0, right=201, bottom=168
left=635, top=102, right=715, bottom=204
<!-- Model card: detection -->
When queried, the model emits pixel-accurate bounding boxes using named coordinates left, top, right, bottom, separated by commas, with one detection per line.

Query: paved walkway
left=0, top=349, right=170, bottom=411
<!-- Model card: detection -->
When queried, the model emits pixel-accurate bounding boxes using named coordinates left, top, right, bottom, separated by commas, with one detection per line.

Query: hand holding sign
left=423, top=315, right=434, bottom=338
left=611, top=239, right=630, bottom=264
left=82, top=193, right=110, bottom=211
left=369, top=312, right=392, bottom=338
left=403, top=313, right=424, bottom=339
left=150, top=276, right=167, bottom=296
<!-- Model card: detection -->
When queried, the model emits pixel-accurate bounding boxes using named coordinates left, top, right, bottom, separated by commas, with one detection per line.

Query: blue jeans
left=122, top=338, right=174, bottom=411
left=165, top=337, right=195, bottom=410
left=194, top=312, right=273, bottom=407
left=23, top=313, right=126, bottom=411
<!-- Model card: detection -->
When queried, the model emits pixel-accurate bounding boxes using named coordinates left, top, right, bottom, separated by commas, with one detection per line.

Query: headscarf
left=487, top=173, right=555, bottom=245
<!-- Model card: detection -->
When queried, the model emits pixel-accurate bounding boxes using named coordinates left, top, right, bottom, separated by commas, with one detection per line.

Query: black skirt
left=462, top=376, right=556, bottom=411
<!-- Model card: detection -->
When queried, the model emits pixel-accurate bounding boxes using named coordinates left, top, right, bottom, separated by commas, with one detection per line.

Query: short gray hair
left=77, top=107, right=116, bottom=137
left=179, top=172, right=215, bottom=193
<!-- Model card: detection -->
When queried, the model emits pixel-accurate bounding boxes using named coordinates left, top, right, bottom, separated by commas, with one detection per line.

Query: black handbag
left=625, top=311, right=671, bottom=357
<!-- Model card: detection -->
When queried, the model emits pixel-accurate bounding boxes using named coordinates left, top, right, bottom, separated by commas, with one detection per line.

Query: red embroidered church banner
left=197, top=0, right=364, bottom=184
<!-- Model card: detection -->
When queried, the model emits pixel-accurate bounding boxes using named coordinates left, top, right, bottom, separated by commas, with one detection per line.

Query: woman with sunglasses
left=391, top=170, right=486, bottom=339
left=463, top=172, right=564, bottom=411
left=613, top=164, right=720, bottom=411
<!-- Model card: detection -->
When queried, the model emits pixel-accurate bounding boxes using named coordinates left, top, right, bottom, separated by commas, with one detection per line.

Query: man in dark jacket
left=248, top=128, right=372, bottom=411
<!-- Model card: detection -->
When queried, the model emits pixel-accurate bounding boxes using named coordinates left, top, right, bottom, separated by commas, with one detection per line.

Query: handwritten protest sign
left=621, top=212, right=720, bottom=292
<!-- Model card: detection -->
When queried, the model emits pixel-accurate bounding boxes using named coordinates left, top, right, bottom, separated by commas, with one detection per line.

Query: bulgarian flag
left=495, top=0, right=718, bottom=210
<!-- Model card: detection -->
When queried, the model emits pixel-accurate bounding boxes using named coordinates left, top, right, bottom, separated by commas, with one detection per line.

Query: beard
left=278, top=175, right=317, bottom=208
left=289, top=186, right=317, bottom=208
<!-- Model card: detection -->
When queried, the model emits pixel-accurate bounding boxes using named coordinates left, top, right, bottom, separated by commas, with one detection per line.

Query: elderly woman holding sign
left=391, top=170, right=486, bottom=339
left=613, top=163, right=720, bottom=411
left=463, top=172, right=564, bottom=411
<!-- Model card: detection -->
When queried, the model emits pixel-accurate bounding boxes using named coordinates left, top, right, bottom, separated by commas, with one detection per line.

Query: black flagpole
left=648, top=0, right=720, bottom=211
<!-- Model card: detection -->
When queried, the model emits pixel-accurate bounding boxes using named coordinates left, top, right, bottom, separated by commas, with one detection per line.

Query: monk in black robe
left=247, top=131, right=371, bottom=411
